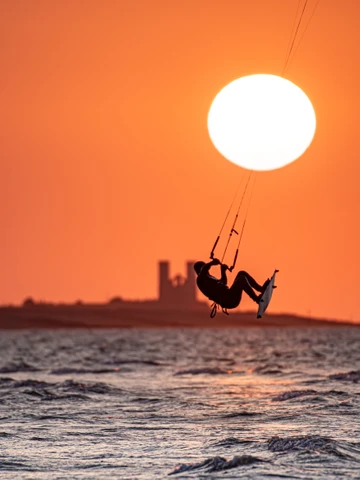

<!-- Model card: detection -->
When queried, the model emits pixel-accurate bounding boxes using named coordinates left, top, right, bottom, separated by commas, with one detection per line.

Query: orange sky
left=1, top=1, right=360, bottom=321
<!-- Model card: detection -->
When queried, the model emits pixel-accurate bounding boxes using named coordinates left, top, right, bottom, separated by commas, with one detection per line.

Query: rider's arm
left=219, top=264, right=228, bottom=286
left=199, top=258, right=220, bottom=275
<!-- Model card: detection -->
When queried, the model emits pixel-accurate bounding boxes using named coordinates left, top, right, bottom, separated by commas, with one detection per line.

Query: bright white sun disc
left=207, top=74, right=316, bottom=171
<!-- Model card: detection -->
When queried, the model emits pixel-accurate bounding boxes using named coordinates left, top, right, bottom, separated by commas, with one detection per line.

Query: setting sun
left=207, top=74, right=316, bottom=171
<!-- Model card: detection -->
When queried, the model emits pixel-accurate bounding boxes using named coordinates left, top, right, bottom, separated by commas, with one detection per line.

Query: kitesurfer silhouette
left=194, top=258, right=270, bottom=315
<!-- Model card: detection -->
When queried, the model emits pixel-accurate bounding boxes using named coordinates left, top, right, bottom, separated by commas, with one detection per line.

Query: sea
left=0, top=326, right=359, bottom=479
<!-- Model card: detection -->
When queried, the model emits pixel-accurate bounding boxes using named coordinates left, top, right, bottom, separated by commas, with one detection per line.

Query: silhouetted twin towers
left=158, top=261, right=198, bottom=306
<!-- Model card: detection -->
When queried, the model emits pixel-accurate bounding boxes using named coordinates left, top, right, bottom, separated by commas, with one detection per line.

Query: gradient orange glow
left=1, top=1, right=360, bottom=321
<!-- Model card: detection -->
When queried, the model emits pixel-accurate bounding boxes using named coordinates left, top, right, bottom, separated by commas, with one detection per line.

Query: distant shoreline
left=0, top=305, right=357, bottom=329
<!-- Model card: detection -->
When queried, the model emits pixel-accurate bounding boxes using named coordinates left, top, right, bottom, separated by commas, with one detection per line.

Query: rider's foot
left=262, top=279, right=270, bottom=293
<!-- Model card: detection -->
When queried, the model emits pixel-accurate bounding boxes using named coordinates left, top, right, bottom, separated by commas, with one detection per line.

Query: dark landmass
left=0, top=302, right=357, bottom=329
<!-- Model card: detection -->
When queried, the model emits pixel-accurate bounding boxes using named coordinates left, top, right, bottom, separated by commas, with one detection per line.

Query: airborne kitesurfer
left=194, top=258, right=270, bottom=314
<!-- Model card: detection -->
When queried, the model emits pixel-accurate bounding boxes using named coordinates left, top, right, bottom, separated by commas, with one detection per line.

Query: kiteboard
left=257, top=269, right=279, bottom=319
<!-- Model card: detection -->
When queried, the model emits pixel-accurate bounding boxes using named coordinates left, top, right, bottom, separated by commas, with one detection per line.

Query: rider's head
left=194, top=261, right=205, bottom=275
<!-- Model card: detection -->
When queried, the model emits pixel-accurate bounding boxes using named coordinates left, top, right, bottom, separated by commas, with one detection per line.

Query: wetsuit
left=196, top=262, right=263, bottom=309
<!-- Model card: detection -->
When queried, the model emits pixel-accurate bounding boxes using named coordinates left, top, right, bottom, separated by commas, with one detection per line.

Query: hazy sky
left=1, top=1, right=360, bottom=321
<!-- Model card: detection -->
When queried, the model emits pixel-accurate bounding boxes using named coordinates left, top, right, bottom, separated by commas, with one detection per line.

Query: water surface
left=0, top=327, right=359, bottom=478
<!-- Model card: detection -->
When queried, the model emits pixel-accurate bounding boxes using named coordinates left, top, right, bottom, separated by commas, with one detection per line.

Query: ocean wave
left=0, top=377, right=15, bottom=386
left=249, top=364, right=283, bottom=375
left=131, top=397, right=162, bottom=403
left=36, top=414, right=73, bottom=420
left=0, top=377, right=121, bottom=400
left=221, top=411, right=260, bottom=418
left=202, top=357, right=236, bottom=365
left=44, top=391, right=90, bottom=401
left=0, top=460, right=33, bottom=471
left=174, top=367, right=232, bottom=376
left=104, top=359, right=165, bottom=366
left=29, top=436, right=55, bottom=441
left=329, top=371, right=360, bottom=382
left=12, top=379, right=54, bottom=389
left=23, top=388, right=51, bottom=398
left=20, top=385, right=90, bottom=402
left=210, top=437, right=254, bottom=448
left=0, top=361, right=40, bottom=373
left=268, top=435, right=332, bottom=452
left=268, top=435, right=357, bottom=459
left=272, top=389, right=354, bottom=403
left=60, top=379, right=119, bottom=395
left=168, top=455, right=262, bottom=475
left=272, top=390, right=317, bottom=401
left=50, top=367, right=122, bottom=375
